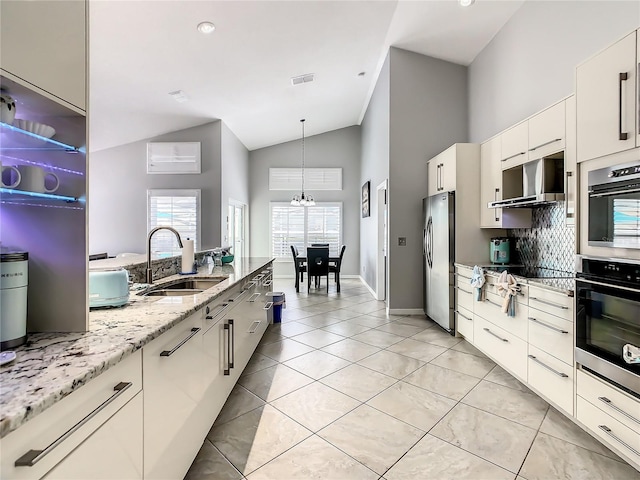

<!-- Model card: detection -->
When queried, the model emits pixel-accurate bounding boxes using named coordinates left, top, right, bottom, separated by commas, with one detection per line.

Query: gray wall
left=249, top=126, right=361, bottom=277
left=221, top=122, right=250, bottom=249
left=387, top=48, right=468, bottom=310
left=360, top=53, right=390, bottom=288
left=89, top=121, right=222, bottom=255
left=469, top=0, right=640, bottom=143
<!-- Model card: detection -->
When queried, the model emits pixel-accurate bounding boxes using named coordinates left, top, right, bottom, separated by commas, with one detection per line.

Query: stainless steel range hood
left=489, top=155, right=565, bottom=209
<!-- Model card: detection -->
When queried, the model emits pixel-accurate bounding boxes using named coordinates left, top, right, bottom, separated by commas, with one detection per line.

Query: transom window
left=270, top=202, right=342, bottom=259
left=148, top=189, right=200, bottom=257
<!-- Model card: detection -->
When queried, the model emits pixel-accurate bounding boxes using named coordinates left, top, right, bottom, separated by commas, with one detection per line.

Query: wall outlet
left=362, top=265, right=366, bottom=272
left=398, top=237, right=407, bottom=246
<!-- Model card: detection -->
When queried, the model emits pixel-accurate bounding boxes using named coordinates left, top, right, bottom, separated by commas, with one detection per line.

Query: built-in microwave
left=588, top=161, right=640, bottom=249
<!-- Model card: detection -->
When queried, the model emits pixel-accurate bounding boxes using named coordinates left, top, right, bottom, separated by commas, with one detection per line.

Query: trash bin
left=266, top=292, right=286, bottom=324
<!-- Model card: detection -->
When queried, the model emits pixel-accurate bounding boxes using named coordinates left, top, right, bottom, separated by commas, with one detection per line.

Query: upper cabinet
left=528, top=101, right=565, bottom=161
left=427, top=148, right=457, bottom=196
left=576, top=29, right=637, bottom=163
left=480, top=137, right=502, bottom=228
left=0, top=0, right=86, bottom=112
left=500, top=122, right=528, bottom=170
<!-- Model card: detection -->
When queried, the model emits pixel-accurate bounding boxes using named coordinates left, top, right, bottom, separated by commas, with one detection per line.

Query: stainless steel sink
left=143, top=289, right=204, bottom=297
left=141, top=277, right=226, bottom=297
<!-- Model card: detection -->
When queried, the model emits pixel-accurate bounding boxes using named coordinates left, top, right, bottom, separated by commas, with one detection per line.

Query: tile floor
left=185, top=278, right=640, bottom=480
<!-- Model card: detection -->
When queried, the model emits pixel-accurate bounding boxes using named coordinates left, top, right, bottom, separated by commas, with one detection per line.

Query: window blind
left=148, top=189, right=200, bottom=257
left=269, top=168, right=342, bottom=191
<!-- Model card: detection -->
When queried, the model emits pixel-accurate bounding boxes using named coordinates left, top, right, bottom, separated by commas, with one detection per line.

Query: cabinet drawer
left=528, top=286, right=573, bottom=320
left=501, top=122, right=529, bottom=169
left=577, top=396, right=640, bottom=465
left=527, top=345, right=574, bottom=415
left=0, top=351, right=142, bottom=480
left=527, top=307, right=574, bottom=365
left=455, top=306, right=473, bottom=342
left=577, top=370, right=640, bottom=435
left=455, top=282, right=474, bottom=313
left=454, top=266, right=473, bottom=282
left=474, top=291, right=528, bottom=341
left=474, top=315, right=527, bottom=381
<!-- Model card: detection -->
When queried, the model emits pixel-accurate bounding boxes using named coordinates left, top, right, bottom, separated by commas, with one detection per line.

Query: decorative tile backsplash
left=507, top=203, right=575, bottom=275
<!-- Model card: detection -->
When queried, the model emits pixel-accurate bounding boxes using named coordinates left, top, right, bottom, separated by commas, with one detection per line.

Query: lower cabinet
left=474, top=314, right=528, bottom=381
left=527, top=345, right=574, bottom=414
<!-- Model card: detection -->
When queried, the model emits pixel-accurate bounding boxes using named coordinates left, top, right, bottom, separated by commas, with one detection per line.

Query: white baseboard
left=359, top=276, right=377, bottom=297
left=389, top=308, right=425, bottom=316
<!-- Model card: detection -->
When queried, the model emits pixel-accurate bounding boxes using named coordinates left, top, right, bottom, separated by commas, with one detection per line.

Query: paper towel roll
left=181, top=239, right=195, bottom=273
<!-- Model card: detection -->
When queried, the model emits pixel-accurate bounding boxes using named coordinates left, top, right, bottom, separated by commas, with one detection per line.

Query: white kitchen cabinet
left=528, top=286, right=573, bottom=319
left=427, top=159, right=439, bottom=196
left=564, top=95, right=577, bottom=227
left=500, top=122, right=529, bottom=170
left=527, top=307, right=573, bottom=366
left=42, top=393, right=143, bottom=479
left=0, top=0, right=86, bottom=112
left=474, top=288, right=528, bottom=342
left=576, top=30, right=637, bottom=162
left=143, top=313, right=208, bottom=480
left=474, top=314, right=527, bottom=382
left=0, top=351, right=142, bottom=480
left=528, top=101, right=565, bottom=161
left=527, top=345, right=574, bottom=415
left=427, top=148, right=456, bottom=195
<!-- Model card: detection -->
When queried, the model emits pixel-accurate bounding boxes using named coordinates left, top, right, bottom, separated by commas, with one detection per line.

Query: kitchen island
left=0, top=256, right=274, bottom=479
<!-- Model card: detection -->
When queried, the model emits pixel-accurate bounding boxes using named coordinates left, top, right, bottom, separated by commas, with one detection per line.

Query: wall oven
left=588, top=161, right=640, bottom=249
left=576, top=255, right=640, bottom=397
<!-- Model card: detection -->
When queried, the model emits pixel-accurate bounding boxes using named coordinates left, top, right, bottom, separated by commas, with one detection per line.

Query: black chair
left=291, top=245, right=306, bottom=293
left=329, top=245, right=346, bottom=292
left=307, top=247, right=330, bottom=292
left=311, top=243, right=329, bottom=247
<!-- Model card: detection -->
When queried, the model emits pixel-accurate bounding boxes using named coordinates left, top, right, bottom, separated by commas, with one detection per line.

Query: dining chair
left=311, top=243, right=329, bottom=247
left=328, top=245, right=346, bottom=292
left=290, top=245, right=306, bottom=293
left=306, top=247, right=330, bottom=293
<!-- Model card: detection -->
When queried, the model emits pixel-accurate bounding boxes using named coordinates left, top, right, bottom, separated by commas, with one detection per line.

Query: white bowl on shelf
left=12, top=119, right=56, bottom=139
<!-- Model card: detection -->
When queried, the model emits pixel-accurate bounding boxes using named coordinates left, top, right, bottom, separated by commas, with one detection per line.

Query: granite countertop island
left=0, top=256, right=273, bottom=439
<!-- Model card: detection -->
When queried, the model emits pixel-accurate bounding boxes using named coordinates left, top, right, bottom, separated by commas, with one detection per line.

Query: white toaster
left=89, top=267, right=130, bottom=308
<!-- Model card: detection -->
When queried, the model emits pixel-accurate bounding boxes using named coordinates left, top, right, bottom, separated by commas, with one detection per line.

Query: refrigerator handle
left=423, top=228, right=427, bottom=255
left=426, top=217, right=433, bottom=268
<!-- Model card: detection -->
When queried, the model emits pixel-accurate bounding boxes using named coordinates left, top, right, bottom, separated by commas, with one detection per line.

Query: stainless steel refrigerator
left=423, top=192, right=455, bottom=333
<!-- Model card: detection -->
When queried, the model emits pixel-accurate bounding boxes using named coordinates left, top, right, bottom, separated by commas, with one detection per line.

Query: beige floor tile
left=539, top=407, right=621, bottom=460
left=386, top=338, right=447, bottom=362
left=281, top=308, right=316, bottom=321
left=411, top=328, right=462, bottom=348
left=243, top=353, right=278, bottom=375
left=258, top=330, right=284, bottom=346
left=302, top=302, right=340, bottom=314
left=246, top=435, right=378, bottom=480
left=273, top=321, right=317, bottom=337
left=404, top=364, right=481, bottom=401
left=344, top=300, right=386, bottom=314
left=450, top=340, right=487, bottom=358
left=351, top=329, right=404, bottom=348
left=323, top=308, right=363, bottom=320
left=429, top=349, right=495, bottom=378
left=392, top=316, right=436, bottom=327
left=351, top=314, right=392, bottom=328
left=430, top=403, right=537, bottom=473
left=462, top=380, right=549, bottom=429
left=214, top=385, right=265, bottom=426
left=374, top=322, right=428, bottom=337
left=207, top=405, right=312, bottom=475
left=321, top=321, right=372, bottom=337
left=256, top=338, right=315, bottom=362
left=318, top=405, right=424, bottom=475
left=184, top=439, right=242, bottom=480
left=283, top=350, right=350, bottom=380
left=484, top=364, right=530, bottom=392
left=367, top=382, right=455, bottom=431
left=385, top=434, right=514, bottom=480
left=297, top=314, right=344, bottom=328
left=238, top=364, right=313, bottom=401
left=321, top=364, right=397, bottom=402
left=367, top=311, right=411, bottom=321
left=290, top=329, right=345, bottom=348
left=271, top=382, right=360, bottom=432
left=358, top=350, right=425, bottom=379
left=320, top=338, right=381, bottom=362
left=520, top=432, right=640, bottom=480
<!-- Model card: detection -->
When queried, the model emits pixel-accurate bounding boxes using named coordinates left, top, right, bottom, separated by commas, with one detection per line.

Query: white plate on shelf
left=0, top=351, right=17, bottom=366
left=12, top=119, right=56, bottom=139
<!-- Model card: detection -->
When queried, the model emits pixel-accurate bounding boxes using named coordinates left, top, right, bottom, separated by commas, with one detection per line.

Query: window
left=148, top=189, right=201, bottom=257
left=269, top=168, right=342, bottom=191
left=270, top=202, right=342, bottom=259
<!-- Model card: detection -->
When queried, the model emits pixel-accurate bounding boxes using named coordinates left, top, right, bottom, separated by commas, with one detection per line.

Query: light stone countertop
left=0, top=257, right=274, bottom=439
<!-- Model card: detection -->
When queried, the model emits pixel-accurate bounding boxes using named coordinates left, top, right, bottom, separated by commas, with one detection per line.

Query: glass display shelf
left=0, top=121, right=82, bottom=153
left=0, top=187, right=79, bottom=203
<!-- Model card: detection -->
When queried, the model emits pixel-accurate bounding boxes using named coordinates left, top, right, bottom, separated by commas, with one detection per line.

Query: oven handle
left=576, top=277, right=640, bottom=294
left=589, top=187, right=640, bottom=198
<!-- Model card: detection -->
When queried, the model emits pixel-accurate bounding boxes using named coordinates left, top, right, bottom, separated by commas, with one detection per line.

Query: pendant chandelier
left=291, top=118, right=315, bottom=206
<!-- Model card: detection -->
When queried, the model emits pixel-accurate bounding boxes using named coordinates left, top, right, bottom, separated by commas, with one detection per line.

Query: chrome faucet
left=146, top=226, right=184, bottom=284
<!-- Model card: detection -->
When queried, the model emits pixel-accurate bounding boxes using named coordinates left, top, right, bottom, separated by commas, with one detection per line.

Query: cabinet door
left=565, top=95, right=577, bottom=227
left=440, top=153, right=457, bottom=192
left=202, top=317, right=234, bottom=424
left=577, top=31, right=637, bottom=162
left=480, top=137, right=502, bottom=228
left=143, top=313, right=207, bottom=480
left=0, top=1, right=86, bottom=111
left=43, top=394, right=143, bottom=480
left=427, top=159, right=439, bottom=196
left=501, top=123, right=528, bottom=170
left=528, top=101, right=565, bottom=160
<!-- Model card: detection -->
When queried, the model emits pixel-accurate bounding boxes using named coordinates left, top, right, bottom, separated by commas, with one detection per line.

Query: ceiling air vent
left=291, top=73, right=315, bottom=86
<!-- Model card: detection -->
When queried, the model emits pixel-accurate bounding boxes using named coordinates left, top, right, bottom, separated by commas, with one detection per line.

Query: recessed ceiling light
left=459, top=0, right=475, bottom=6
left=197, top=21, right=215, bottom=34
left=168, top=90, right=189, bottom=103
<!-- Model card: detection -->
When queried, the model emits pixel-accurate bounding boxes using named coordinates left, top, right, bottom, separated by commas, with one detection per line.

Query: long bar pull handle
left=453, top=273, right=472, bottom=280
left=160, top=328, right=200, bottom=356
left=501, top=151, right=526, bottom=162
left=529, top=297, right=568, bottom=310
left=598, top=425, right=640, bottom=457
left=528, top=317, right=568, bottom=334
left=263, top=301, right=274, bottom=310
left=263, top=280, right=273, bottom=287
left=206, top=303, right=230, bottom=321
left=529, top=138, right=562, bottom=151
left=638, top=62, right=640, bottom=135
left=619, top=72, right=629, bottom=140
left=423, top=228, right=427, bottom=256
left=248, top=293, right=261, bottom=302
left=15, top=382, right=133, bottom=467
left=483, top=327, right=508, bottom=343
left=598, top=397, right=640, bottom=425
left=494, top=188, right=500, bottom=222
left=485, top=298, right=502, bottom=308
left=229, top=319, right=235, bottom=369
left=454, top=310, right=472, bottom=321
left=454, top=286, right=473, bottom=295
left=565, top=171, right=574, bottom=219
left=224, top=323, right=231, bottom=375
left=248, top=321, right=261, bottom=334
left=229, top=289, right=248, bottom=302
left=590, top=187, right=640, bottom=198
left=528, top=355, right=568, bottom=378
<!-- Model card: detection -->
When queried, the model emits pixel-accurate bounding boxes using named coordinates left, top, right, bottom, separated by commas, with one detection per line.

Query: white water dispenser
left=1, top=251, right=28, bottom=350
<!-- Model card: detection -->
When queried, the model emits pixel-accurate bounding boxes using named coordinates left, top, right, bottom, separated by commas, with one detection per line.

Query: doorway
left=227, top=200, right=247, bottom=257
left=376, top=180, right=388, bottom=301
